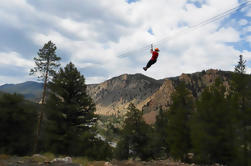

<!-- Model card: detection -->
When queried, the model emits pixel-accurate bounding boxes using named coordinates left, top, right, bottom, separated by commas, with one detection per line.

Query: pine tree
left=45, top=62, right=98, bottom=156
left=0, top=93, right=37, bottom=155
left=234, top=55, right=246, bottom=74
left=116, top=103, right=152, bottom=160
left=166, top=82, right=194, bottom=161
left=191, top=79, right=236, bottom=165
left=30, top=41, right=61, bottom=152
left=154, top=108, right=169, bottom=157
left=230, top=55, right=251, bottom=166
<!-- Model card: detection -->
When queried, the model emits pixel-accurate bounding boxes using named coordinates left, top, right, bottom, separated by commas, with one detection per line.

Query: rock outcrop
left=87, top=73, right=164, bottom=115
left=87, top=69, right=233, bottom=124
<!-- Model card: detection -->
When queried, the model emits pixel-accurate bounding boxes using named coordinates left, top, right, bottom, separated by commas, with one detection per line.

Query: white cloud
left=239, top=19, right=248, bottom=26
left=189, top=0, right=205, bottom=3
left=0, top=0, right=250, bottom=84
left=247, top=68, right=251, bottom=74
left=86, top=76, right=107, bottom=84
left=246, top=7, right=251, bottom=17
left=0, top=52, right=34, bottom=68
left=0, top=51, right=35, bottom=85
left=0, top=75, right=35, bottom=86
left=58, top=18, right=98, bottom=40
left=243, top=26, right=251, bottom=33
left=246, top=36, right=251, bottom=44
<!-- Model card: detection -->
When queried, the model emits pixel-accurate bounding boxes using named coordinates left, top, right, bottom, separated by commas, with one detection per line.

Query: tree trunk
left=33, top=66, right=49, bottom=153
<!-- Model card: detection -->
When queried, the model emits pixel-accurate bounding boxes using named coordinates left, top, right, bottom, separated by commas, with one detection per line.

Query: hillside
left=87, top=73, right=164, bottom=115
left=142, top=69, right=232, bottom=123
left=0, top=81, right=43, bottom=102
left=86, top=69, right=233, bottom=124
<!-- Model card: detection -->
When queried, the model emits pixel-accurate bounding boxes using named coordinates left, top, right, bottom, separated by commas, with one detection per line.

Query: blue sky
left=127, top=0, right=139, bottom=4
left=0, top=0, right=250, bottom=85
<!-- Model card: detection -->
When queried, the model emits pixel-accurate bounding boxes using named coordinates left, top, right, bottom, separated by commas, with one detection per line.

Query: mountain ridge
left=87, top=73, right=165, bottom=115
left=0, top=81, right=43, bottom=101
left=0, top=69, right=235, bottom=124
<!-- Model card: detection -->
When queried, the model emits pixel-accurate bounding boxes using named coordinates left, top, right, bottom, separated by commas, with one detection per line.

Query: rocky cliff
left=87, top=69, right=233, bottom=123
left=86, top=73, right=164, bottom=115
left=141, top=69, right=232, bottom=123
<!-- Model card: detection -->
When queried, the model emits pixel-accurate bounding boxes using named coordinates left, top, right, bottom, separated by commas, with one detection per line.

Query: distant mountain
left=0, top=81, right=43, bottom=102
left=87, top=73, right=164, bottom=115
left=86, top=69, right=234, bottom=124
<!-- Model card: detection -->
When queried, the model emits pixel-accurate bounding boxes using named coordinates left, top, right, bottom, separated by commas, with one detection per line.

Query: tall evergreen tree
left=44, top=62, right=99, bottom=156
left=234, top=55, right=246, bottom=74
left=154, top=108, right=169, bottom=157
left=230, top=55, right=251, bottom=166
left=191, top=79, right=236, bottom=165
left=115, top=103, right=152, bottom=160
left=30, top=41, right=61, bottom=152
left=0, top=94, right=37, bottom=155
left=166, top=82, right=194, bottom=161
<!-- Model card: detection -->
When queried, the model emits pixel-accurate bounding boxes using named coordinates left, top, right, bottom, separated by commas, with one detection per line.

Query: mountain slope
left=0, top=81, right=43, bottom=102
left=142, top=69, right=233, bottom=123
left=87, top=73, right=164, bottom=115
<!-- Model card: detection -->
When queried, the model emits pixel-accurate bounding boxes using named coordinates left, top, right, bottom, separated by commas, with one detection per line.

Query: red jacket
left=151, top=51, right=159, bottom=61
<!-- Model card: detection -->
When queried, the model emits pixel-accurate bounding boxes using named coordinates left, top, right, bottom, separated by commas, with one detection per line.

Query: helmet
left=155, top=48, right=159, bottom=51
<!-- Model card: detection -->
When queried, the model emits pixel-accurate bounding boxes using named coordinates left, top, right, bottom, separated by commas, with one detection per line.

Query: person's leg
left=144, top=60, right=156, bottom=71
left=147, top=60, right=156, bottom=68
left=146, top=60, right=153, bottom=68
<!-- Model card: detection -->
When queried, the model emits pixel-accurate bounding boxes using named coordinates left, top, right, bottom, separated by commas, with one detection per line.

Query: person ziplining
left=119, top=1, right=251, bottom=73
left=143, top=44, right=159, bottom=71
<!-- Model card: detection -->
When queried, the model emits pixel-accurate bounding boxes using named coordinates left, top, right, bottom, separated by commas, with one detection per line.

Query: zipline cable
left=152, top=0, right=251, bottom=47
left=118, top=0, right=251, bottom=57
left=150, top=1, right=251, bottom=52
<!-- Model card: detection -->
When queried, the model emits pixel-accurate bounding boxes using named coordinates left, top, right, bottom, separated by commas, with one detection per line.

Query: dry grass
left=87, top=161, right=106, bottom=166
left=30, top=155, right=47, bottom=163
left=72, top=157, right=89, bottom=166
left=0, top=154, right=10, bottom=160
left=41, top=152, right=56, bottom=161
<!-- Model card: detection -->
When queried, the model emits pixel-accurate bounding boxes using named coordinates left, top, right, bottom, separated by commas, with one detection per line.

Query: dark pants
left=146, top=59, right=156, bottom=68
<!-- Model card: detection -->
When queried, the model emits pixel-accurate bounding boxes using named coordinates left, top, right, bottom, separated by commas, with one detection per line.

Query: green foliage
left=230, top=55, right=251, bottom=166
left=234, top=55, right=246, bottom=74
left=166, top=82, right=194, bottom=161
left=84, top=137, right=113, bottom=160
left=114, top=57, right=251, bottom=163
left=47, top=62, right=96, bottom=130
left=154, top=108, right=169, bottom=158
left=97, top=114, right=124, bottom=143
left=0, top=93, right=37, bottom=155
left=30, top=41, right=61, bottom=80
left=115, top=103, right=153, bottom=160
left=191, top=79, right=236, bottom=165
left=44, top=62, right=111, bottom=159
left=115, top=137, right=130, bottom=160
left=30, top=41, right=61, bottom=153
